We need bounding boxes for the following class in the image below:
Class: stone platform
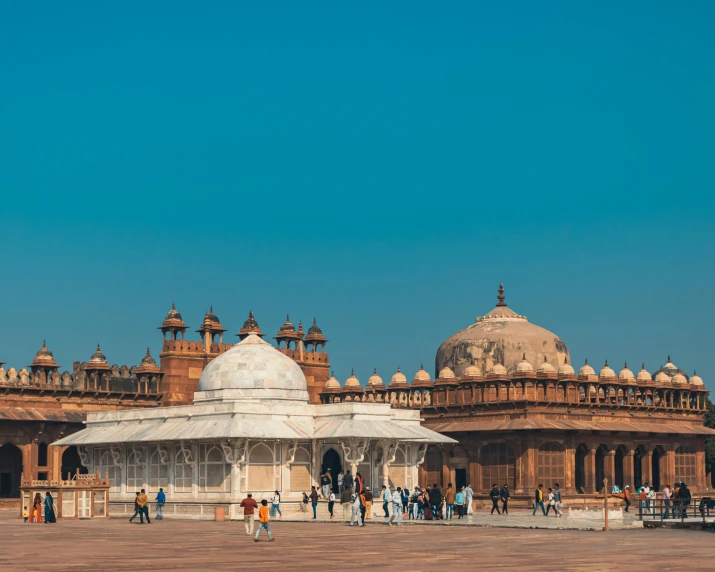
[2,509,714,572]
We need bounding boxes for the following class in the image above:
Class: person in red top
[240,493,258,536]
[254,499,274,542]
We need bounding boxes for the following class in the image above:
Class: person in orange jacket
[254,499,274,542]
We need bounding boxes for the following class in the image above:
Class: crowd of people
[620,481,693,518]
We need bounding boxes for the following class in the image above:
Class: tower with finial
[496,283,507,307]
[196,306,227,350]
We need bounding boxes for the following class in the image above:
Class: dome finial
[522,352,526,360]
[146,347,151,356]
[584,358,588,365]
[172,301,176,309]
[496,283,507,307]
[351,368,354,376]
[374,367,377,374]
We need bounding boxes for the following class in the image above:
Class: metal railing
[636,496,715,523]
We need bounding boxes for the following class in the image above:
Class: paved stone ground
[2,509,714,572]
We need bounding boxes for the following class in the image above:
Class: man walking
[155,488,166,520]
[320,471,331,499]
[553,483,563,517]
[350,491,363,527]
[532,484,546,516]
[662,483,671,519]
[430,484,442,521]
[128,491,141,523]
[338,471,345,493]
[623,485,631,512]
[465,483,474,515]
[500,483,510,515]
[341,486,353,520]
[310,486,319,519]
[364,487,373,519]
[388,487,403,526]
[381,485,390,518]
[254,499,274,542]
[240,493,258,535]
[489,484,501,515]
[444,483,456,520]
[137,489,150,524]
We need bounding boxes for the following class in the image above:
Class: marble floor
[1,509,714,571]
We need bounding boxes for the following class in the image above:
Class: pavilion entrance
[634,446,645,489]
[61,446,89,480]
[322,448,342,493]
[575,444,587,491]
[0,443,23,498]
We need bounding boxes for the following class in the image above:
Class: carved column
[643,450,653,487]
[623,449,635,489]
[584,445,597,494]
[605,449,616,489]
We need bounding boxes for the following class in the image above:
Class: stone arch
[61,446,88,479]
[321,448,342,491]
[249,442,274,465]
[0,443,23,498]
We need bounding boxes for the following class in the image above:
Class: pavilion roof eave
[423,418,715,436]
[312,419,457,443]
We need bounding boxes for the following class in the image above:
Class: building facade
[322,286,715,499]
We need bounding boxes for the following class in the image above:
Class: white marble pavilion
[54,334,453,518]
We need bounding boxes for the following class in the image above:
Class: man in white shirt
[662,484,672,519]
[388,487,403,526]
[465,484,474,515]
[350,493,363,526]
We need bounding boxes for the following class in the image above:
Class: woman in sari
[32,493,43,523]
[44,492,56,523]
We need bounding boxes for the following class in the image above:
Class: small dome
[636,364,651,382]
[579,359,595,377]
[36,340,54,360]
[663,355,679,377]
[463,364,481,377]
[413,365,431,382]
[672,372,687,384]
[206,306,219,323]
[324,371,341,389]
[164,302,183,322]
[89,344,107,364]
[690,370,704,386]
[618,362,634,381]
[488,363,507,375]
[308,318,323,336]
[238,310,263,339]
[367,368,384,388]
[32,340,58,368]
[438,366,456,379]
[390,367,407,385]
[140,348,157,367]
[344,369,361,388]
[516,353,534,373]
[279,315,296,332]
[537,356,555,374]
[558,357,575,376]
[599,360,616,379]
[654,368,670,383]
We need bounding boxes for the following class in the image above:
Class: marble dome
[436,284,570,378]
[195,333,309,403]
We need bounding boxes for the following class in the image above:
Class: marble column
[584,445,597,493]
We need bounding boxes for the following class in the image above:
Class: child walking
[254,499,274,542]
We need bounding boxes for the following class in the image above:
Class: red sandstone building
[0,307,329,501]
[1,290,712,505]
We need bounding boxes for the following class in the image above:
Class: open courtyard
[1,509,713,572]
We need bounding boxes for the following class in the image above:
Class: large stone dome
[435,284,570,378]
[195,334,309,403]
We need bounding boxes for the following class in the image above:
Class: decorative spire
[624,361,628,368]
[496,283,507,307]
[374,368,377,374]
[642,363,646,370]
[584,358,588,365]
[522,352,526,360]
[564,357,569,364]
[544,356,548,363]
[604,360,609,367]
[172,301,176,310]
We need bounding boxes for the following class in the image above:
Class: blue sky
[1,1,713,390]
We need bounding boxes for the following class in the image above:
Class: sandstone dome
[195,333,309,403]
[435,284,569,378]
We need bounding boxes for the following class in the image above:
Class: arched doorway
[0,443,23,498]
[61,446,89,479]
[595,446,606,492]
[321,448,342,493]
[652,447,662,490]
[615,447,624,489]
[575,444,587,491]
